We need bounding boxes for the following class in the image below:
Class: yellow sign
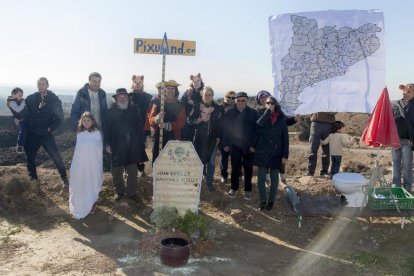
[134,38,196,56]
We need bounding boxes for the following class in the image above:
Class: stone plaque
[153,140,203,214]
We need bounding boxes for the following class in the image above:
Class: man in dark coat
[392,83,414,192]
[222,91,258,200]
[25,77,68,189]
[107,88,147,202]
[129,74,153,176]
[70,72,108,145]
[218,90,236,184]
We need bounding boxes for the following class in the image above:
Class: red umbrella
[361,87,400,149]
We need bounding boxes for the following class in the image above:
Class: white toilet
[332,172,367,207]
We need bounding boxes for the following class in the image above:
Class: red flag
[361,87,400,149]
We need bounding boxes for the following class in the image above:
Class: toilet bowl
[332,172,367,207]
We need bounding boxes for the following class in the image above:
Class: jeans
[330,155,342,176]
[257,167,279,203]
[112,164,137,196]
[230,146,253,192]
[307,121,332,174]
[25,132,67,180]
[17,120,27,146]
[392,139,413,191]
[220,147,230,179]
[205,145,219,189]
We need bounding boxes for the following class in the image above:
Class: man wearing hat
[149,80,186,163]
[107,88,147,202]
[222,91,258,200]
[391,83,414,192]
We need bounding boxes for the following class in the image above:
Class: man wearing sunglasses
[219,90,236,183]
[391,83,414,192]
[222,91,258,200]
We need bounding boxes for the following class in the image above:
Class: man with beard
[107,88,147,202]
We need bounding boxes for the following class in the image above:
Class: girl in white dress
[69,112,103,219]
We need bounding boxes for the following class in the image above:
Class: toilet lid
[332,172,365,184]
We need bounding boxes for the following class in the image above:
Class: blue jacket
[70,84,108,145]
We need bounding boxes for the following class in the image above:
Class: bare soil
[1,114,414,275]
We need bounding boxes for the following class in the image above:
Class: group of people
[6,73,414,219]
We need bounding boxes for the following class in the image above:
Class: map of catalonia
[279,15,381,112]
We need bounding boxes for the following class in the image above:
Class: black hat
[112,88,128,98]
[235,91,248,98]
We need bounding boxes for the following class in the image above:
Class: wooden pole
[159,33,169,153]
[159,54,166,152]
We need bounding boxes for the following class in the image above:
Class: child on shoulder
[69,112,103,219]
[7,87,27,153]
[321,121,357,177]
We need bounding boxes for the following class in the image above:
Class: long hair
[268,96,281,113]
[77,112,98,133]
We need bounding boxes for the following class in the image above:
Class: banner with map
[269,10,385,115]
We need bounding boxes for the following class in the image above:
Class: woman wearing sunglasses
[254,96,289,211]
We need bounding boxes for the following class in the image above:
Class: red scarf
[270,111,279,125]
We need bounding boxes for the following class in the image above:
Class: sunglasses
[236,99,246,103]
[226,96,235,99]
[266,101,275,105]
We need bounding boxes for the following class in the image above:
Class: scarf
[270,111,279,125]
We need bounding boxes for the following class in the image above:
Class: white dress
[69,130,103,219]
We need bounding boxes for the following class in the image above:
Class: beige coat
[321,133,353,156]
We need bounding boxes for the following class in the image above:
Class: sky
[0,0,412,99]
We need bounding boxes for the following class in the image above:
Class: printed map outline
[278,15,381,113]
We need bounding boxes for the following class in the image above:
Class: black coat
[129,91,152,123]
[181,85,203,115]
[25,91,64,136]
[222,106,258,154]
[188,101,224,164]
[107,103,148,167]
[392,99,414,149]
[253,109,289,169]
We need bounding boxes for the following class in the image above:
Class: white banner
[269,10,385,115]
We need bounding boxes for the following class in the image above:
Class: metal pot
[159,238,190,267]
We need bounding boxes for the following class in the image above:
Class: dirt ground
[1,114,414,275]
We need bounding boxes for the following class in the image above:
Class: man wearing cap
[222,92,258,200]
[149,80,186,163]
[391,83,414,192]
[107,88,147,202]
[71,72,108,145]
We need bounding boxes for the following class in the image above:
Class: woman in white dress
[69,112,103,219]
